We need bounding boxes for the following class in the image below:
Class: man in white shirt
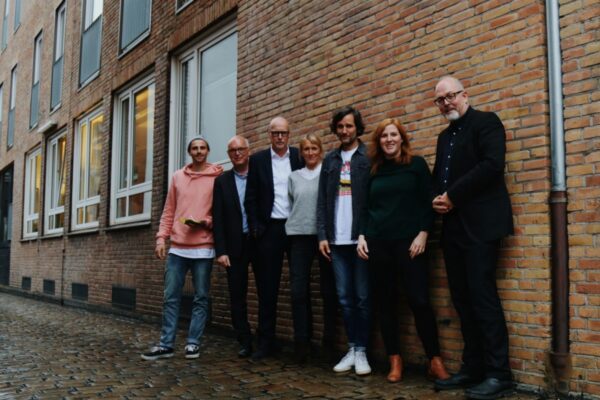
[317,106,372,375]
[245,117,304,360]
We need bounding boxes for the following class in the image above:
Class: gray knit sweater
[285,169,320,235]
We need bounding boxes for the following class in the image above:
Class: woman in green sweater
[357,118,449,383]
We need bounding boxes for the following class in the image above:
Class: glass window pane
[77,207,84,225]
[34,154,41,213]
[79,122,88,201]
[129,193,144,216]
[133,87,152,185]
[179,60,190,168]
[119,98,130,189]
[200,32,237,163]
[57,135,67,207]
[120,0,151,50]
[116,197,127,218]
[86,204,98,223]
[89,114,102,197]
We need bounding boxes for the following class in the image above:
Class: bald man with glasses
[431,76,514,400]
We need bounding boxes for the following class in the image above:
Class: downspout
[545,0,570,390]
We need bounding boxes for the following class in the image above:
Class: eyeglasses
[227,147,248,155]
[434,90,463,106]
[270,131,289,137]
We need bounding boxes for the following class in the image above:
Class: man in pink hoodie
[142,137,223,361]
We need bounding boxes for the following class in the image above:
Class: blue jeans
[159,254,213,349]
[330,244,370,350]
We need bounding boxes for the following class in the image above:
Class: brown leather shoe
[428,356,450,381]
[387,355,403,383]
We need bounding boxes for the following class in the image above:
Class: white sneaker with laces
[184,344,200,359]
[354,351,371,375]
[333,348,355,372]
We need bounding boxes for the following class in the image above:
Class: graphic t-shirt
[333,147,357,245]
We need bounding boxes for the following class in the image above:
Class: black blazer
[245,147,303,237]
[432,107,513,241]
[212,170,247,259]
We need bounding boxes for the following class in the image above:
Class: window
[119,0,151,53]
[13,0,19,31]
[0,84,3,139]
[169,21,237,176]
[111,76,155,225]
[23,148,41,238]
[80,0,102,86]
[30,32,42,128]
[7,65,15,148]
[176,0,193,13]
[44,131,66,234]
[1,0,9,50]
[73,109,102,230]
[51,2,66,110]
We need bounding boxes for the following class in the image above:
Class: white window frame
[168,19,237,177]
[44,130,67,235]
[23,147,41,239]
[72,108,103,231]
[110,75,155,225]
[175,0,193,13]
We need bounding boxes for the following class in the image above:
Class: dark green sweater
[359,156,434,240]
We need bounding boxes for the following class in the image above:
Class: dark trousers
[288,235,337,343]
[254,219,289,348]
[369,239,441,358]
[225,235,253,348]
[442,219,511,380]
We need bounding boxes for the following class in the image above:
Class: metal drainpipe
[545,0,570,388]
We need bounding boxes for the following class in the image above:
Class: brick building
[0,0,597,398]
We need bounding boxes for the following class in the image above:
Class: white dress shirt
[270,147,292,219]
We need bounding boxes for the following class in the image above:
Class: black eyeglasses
[270,131,289,137]
[227,147,248,154]
[434,90,463,106]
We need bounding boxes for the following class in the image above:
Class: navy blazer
[244,147,303,237]
[432,107,514,241]
[212,169,247,259]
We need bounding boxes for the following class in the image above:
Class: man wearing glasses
[213,135,254,358]
[431,76,514,400]
[245,117,303,360]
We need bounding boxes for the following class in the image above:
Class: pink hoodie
[156,163,223,249]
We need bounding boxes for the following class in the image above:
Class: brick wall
[560,0,600,396]
[0,0,598,397]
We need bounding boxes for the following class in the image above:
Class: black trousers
[254,219,289,348]
[288,235,337,343]
[370,238,441,358]
[442,218,511,380]
[225,234,253,348]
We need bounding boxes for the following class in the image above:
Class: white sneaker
[354,351,371,375]
[333,348,355,372]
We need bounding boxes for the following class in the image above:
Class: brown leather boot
[428,356,450,381]
[387,355,403,383]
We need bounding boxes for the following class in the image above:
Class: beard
[444,110,460,121]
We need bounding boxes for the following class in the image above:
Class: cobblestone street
[0,293,541,399]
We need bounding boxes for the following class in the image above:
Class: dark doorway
[0,165,13,285]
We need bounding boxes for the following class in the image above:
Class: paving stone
[0,293,541,399]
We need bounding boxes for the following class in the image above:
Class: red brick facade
[0,0,597,397]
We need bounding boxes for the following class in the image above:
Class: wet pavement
[0,292,541,399]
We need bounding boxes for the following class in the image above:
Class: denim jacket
[316,141,370,243]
